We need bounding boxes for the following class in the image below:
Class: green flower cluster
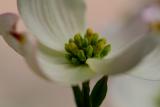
[65,28,111,65]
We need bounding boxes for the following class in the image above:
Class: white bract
[0,0,159,85]
[108,4,160,107]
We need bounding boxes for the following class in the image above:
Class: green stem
[82,81,92,107]
[72,86,84,107]
[72,76,108,107]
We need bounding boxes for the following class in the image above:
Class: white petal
[104,2,160,56]
[16,39,95,85]
[21,33,52,80]
[0,13,25,55]
[17,0,86,51]
[0,13,18,35]
[0,13,94,85]
[108,75,160,107]
[96,3,160,80]
[0,13,49,80]
[87,34,158,75]
[34,45,95,85]
[106,15,149,56]
[128,35,160,80]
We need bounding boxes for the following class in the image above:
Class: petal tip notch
[0,13,19,36]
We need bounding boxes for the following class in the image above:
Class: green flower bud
[91,33,99,45]
[74,33,82,48]
[100,44,111,58]
[98,38,106,45]
[85,28,94,44]
[93,47,101,58]
[86,45,93,58]
[82,37,89,48]
[69,38,74,43]
[64,28,111,65]
[86,28,94,36]
[65,43,71,53]
[77,50,86,62]
[65,42,78,54]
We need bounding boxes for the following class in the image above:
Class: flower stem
[72,76,108,107]
[82,81,92,107]
[72,85,84,107]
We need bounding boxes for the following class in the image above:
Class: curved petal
[17,0,86,51]
[127,4,160,81]
[87,33,158,75]
[127,34,160,81]
[13,38,95,85]
[0,13,95,85]
[0,13,22,54]
[105,14,149,56]
[0,13,49,80]
[104,2,159,56]
[34,44,95,85]
[93,4,160,80]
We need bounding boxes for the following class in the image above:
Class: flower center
[150,22,160,32]
[65,28,111,65]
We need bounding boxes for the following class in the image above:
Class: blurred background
[0,0,160,107]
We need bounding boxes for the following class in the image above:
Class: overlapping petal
[0,13,23,54]
[86,14,154,75]
[125,4,160,81]
[106,16,148,55]
[91,4,160,80]
[36,45,95,85]
[0,13,51,80]
[87,33,158,76]
[0,13,95,85]
[17,0,86,51]
[126,34,160,81]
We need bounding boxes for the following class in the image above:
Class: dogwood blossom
[109,4,160,107]
[0,0,159,85]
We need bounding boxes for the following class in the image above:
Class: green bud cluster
[65,28,111,65]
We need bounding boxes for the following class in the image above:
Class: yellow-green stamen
[65,28,111,65]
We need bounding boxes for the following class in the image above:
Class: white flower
[108,4,160,107]
[0,0,159,85]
